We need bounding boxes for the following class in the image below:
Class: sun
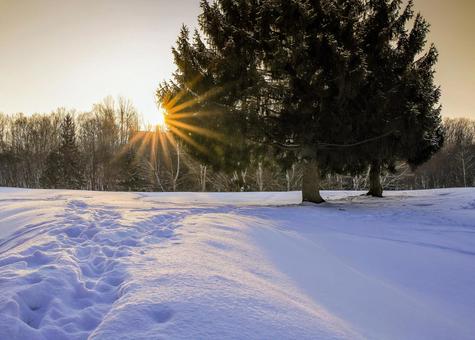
[147,104,168,131]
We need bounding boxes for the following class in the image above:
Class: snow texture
[0,187,474,339]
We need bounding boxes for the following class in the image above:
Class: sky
[0,0,473,124]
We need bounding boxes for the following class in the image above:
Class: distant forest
[0,96,473,192]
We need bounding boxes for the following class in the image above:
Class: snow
[0,188,474,339]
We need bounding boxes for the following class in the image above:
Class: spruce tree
[60,114,84,189]
[158,0,368,203]
[42,114,84,189]
[358,0,444,196]
[158,0,443,201]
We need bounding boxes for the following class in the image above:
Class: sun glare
[147,104,168,131]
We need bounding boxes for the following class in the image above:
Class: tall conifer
[158,0,367,203]
[42,114,84,189]
[359,0,444,196]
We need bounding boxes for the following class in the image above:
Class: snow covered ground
[0,187,474,340]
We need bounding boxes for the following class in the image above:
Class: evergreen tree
[42,114,84,189]
[358,0,444,196]
[158,0,443,201]
[59,114,84,189]
[158,0,368,203]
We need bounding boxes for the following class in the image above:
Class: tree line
[0,99,473,192]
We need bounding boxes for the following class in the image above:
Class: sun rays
[117,83,226,184]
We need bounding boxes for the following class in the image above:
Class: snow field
[0,188,474,339]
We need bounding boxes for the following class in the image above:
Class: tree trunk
[200,164,207,192]
[367,160,383,197]
[461,154,467,187]
[302,160,325,203]
[256,162,264,192]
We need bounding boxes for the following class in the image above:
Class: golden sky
[0,0,473,124]
[412,0,475,119]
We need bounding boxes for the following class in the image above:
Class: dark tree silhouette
[158,0,369,203]
[358,0,444,197]
[42,114,84,189]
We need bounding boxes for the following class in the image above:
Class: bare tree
[199,164,207,192]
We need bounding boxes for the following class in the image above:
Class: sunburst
[145,103,168,132]
[117,82,226,190]
[159,82,226,152]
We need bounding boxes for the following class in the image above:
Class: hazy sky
[0,0,473,124]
